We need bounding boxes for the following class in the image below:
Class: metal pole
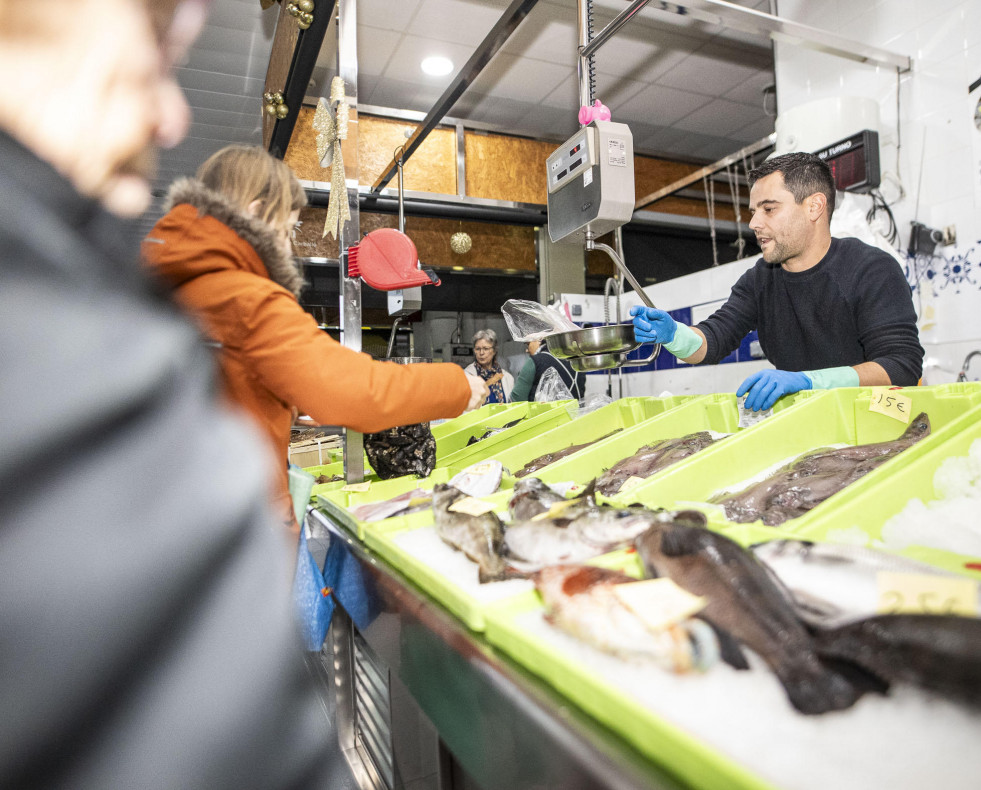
[455,121,467,198]
[337,0,364,483]
[580,0,653,59]
[396,146,405,233]
[585,232,655,309]
[576,0,591,113]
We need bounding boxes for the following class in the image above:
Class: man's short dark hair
[749,152,836,221]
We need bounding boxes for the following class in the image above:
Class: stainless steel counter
[307,507,685,790]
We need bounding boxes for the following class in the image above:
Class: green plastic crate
[611,384,981,532]
[524,392,812,490]
[436,404,577,469]
[482,397,692,480]
[794,401,981,576]
[430,402,516,439]
[434,401,564,459]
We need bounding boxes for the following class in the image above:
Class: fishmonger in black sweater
[630,152,923,411]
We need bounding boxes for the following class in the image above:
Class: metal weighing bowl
[568,352,629,372]
[545,323,640,359]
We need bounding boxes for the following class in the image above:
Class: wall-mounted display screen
[813,130,880,193]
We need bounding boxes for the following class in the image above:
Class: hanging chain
[726,164,746,260]
[704,175,718,267]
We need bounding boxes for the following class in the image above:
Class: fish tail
[774,660,861,715]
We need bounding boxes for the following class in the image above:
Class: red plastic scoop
[347,228,439,291]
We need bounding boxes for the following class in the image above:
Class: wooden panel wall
[284,109,457,194]
[357,117,457,193]
[464,132,555,204]
[291,207,535,271]
[285,107,744,221]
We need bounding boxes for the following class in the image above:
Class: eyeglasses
[277,219,302,242]
[474,345,494,352]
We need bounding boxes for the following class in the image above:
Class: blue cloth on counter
[293,526,335,651]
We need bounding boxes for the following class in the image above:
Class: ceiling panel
[500,1,580,64]
[673,98,767,136]
[730,114,777,143]
[616,83,715,126]
[357,27,404,76]
[724,67,775,106]
[357,0,424,32]
[381,33,477,89]
[469,52,577,103]
[407,0,510,46]
[655,45,772,96]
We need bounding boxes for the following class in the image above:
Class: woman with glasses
[463,328,514,404]
[143,145,487,531]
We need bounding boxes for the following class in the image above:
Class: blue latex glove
[630,306,677,345]
[737,370,812,412]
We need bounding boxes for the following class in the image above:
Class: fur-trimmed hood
[161,177,305,298]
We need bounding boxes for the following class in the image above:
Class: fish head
[901,412,931,442]
[667,509,709,529]
[514,477,549,496]
[431,483,463,510]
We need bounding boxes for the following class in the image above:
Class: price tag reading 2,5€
[868,387,913,423]
[877,572,979,616]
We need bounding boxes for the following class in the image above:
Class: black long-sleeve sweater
[695,237,924,386]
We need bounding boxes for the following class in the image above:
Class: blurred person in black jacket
[0,2,334,788]
[511,339,586,401]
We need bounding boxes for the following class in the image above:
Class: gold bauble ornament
[450,232,472,254]
[298,0,314,11]
[275,103,290,119]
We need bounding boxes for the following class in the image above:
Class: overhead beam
[650,0,912,72]
[262,0,337,157]
[634,133,775,211]
[370,0,540,194]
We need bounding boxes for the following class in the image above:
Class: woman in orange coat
[143,145,486,529]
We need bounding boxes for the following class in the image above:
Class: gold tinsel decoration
[450,231,472,254]
[313,77,351,240]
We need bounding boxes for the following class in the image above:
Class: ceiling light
[421,56,453,76]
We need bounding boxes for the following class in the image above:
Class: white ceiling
[144,0,777,236]
[311,0,777,160]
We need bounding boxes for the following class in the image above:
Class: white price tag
[448,497,497,516]
[613,578,708,631]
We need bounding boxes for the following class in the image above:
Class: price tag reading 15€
[876,572,979,616]
[868,387,913,424]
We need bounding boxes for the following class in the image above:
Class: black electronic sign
[813,130,880,193]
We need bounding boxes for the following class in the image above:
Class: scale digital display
[813,130,880,193]
[547,132,591,193]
